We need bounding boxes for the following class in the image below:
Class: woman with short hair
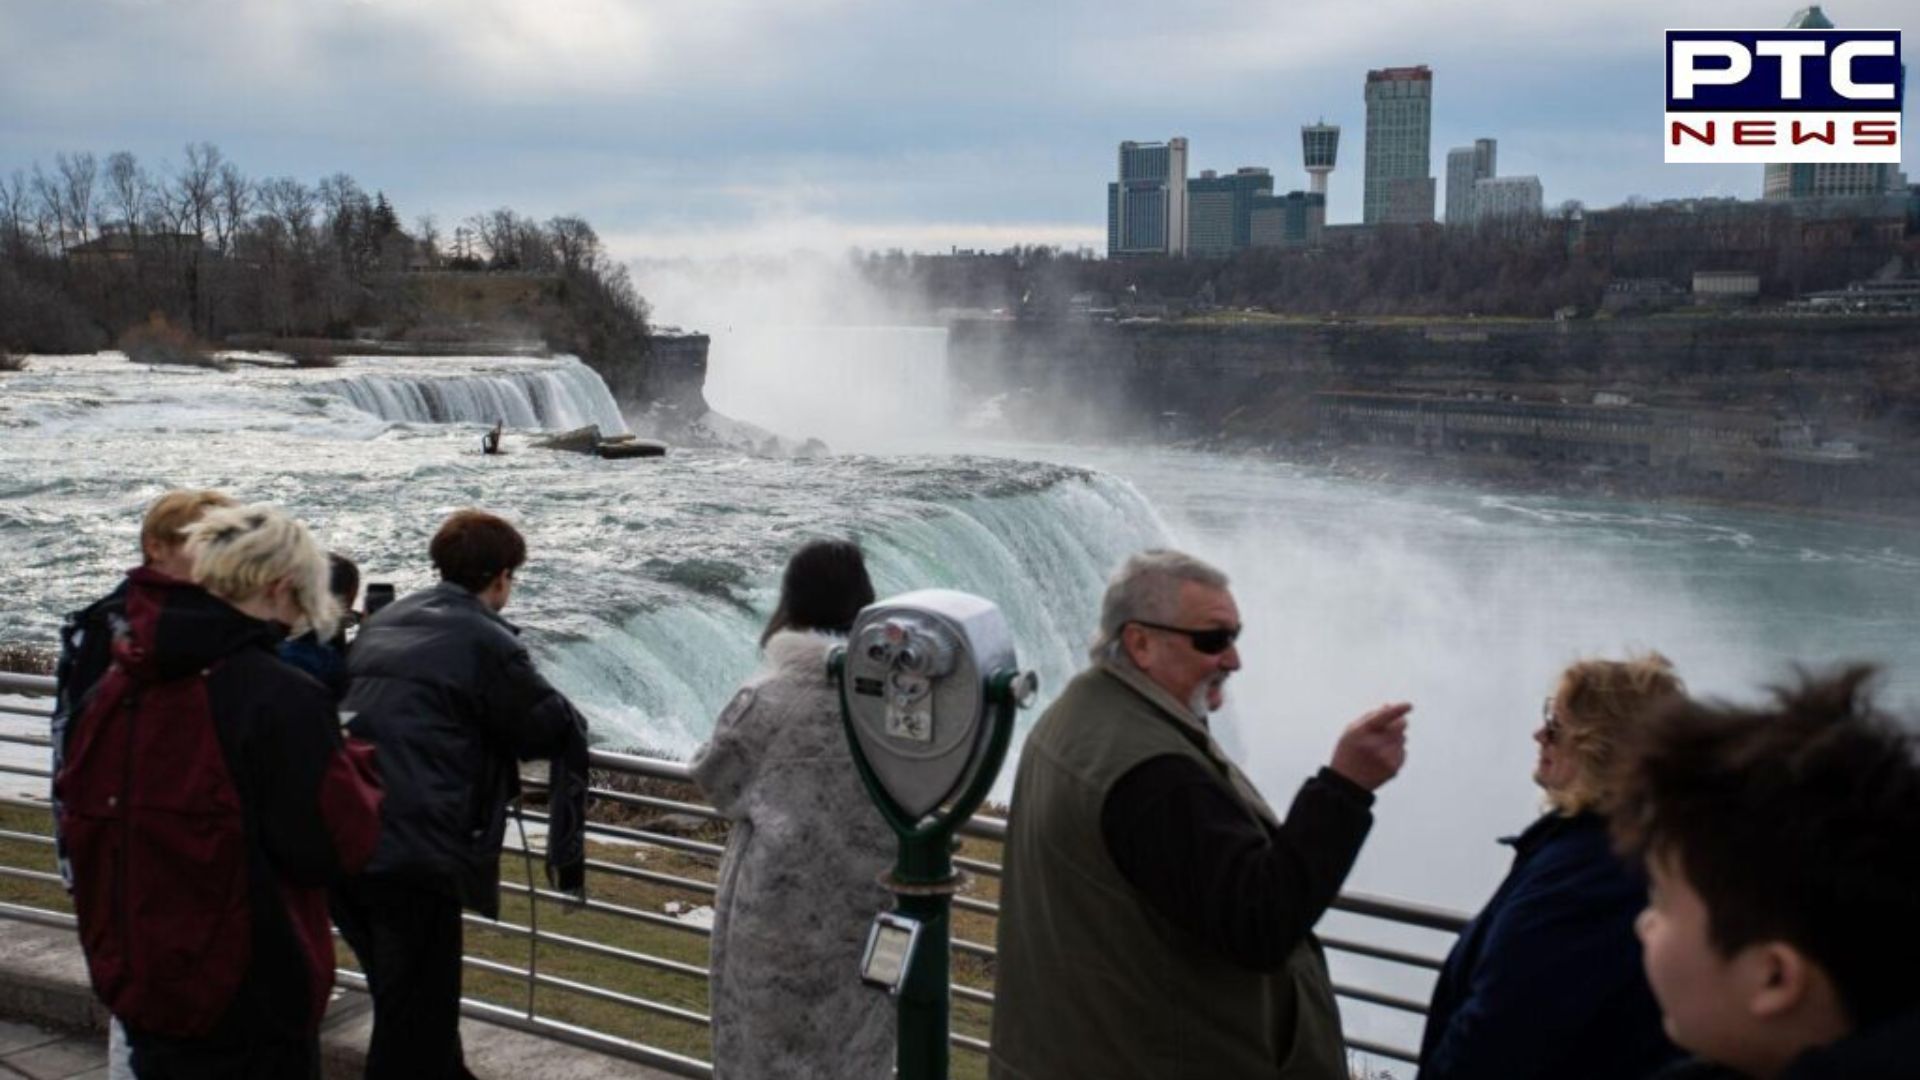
[692,539,895,1079]
[59,504,383,1080]
[1418,654,1686,1080]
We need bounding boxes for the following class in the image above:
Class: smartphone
[364,582,397,618]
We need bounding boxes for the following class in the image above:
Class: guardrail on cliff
[0,670,1467,1075]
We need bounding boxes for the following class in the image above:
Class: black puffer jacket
[343,581,588,916]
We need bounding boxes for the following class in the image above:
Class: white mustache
[1189,673,1231,716]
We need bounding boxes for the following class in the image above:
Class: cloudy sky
[1,0,1913,259]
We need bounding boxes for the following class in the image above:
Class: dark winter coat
[52,574,133,888]
[279,630,348,700]
[1420,811,1679,1080]
[1650,1006,1920,1080]
[343,581,588,916]
[57,568,384,1044]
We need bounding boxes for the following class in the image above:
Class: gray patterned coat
[691,630,896,1079]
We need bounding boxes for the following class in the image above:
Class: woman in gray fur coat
[691,540,895,1079]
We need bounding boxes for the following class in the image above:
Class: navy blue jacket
[1651,1006,1920,1079]
[1419,812,1680,1080]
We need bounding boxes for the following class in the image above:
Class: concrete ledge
[0,920,686,1079]
[0,920,108,1037]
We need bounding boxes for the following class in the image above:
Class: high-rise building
[1472,175,1544,222]
[1363,66,1434,225]
[1249,191,1327,248]
[1765,163,1899,200]
[1187,167,1275,256]
[1445,138,1497,224]
[1108,138,1190,257]
[1302,122,1340,199]
[1761,7,1896,200]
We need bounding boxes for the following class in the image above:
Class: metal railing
[0,670,1468,1074]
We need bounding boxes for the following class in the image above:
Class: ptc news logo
[1665,29,1904,163]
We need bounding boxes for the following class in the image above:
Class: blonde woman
[1418,655,1685,1080]
[57,504,383,1078]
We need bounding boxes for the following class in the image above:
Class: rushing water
[8,337,1920,1071]
[0,352,1164,763]
[698,320,1920,1069]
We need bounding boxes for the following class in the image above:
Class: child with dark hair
[1613,667,1920,1079]
[280,551,360,699]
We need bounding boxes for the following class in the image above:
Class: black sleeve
[1100,756,1375,972]
[480,644,589,761]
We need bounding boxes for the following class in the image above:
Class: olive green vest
[988,662,1347,1080]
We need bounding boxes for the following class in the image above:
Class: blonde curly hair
[1547,652,1686,816]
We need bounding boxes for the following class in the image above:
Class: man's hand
[1329,702,1411,792]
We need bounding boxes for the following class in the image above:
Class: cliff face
[593,330,709,415]
[947,315,1920,513]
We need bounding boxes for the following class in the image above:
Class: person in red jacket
[57,503,383,1079]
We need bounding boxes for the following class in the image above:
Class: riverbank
[1279,442,1920,527]
[947,313,1920,523]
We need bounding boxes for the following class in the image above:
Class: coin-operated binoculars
[831,589,1039,1080]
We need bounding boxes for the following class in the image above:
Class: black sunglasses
[1131,620,1241,655]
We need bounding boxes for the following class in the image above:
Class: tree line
[0,142,650,358]
[852,202,1915,320]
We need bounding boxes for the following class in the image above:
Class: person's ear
[1120,623,1151,666]
[1745,942,1815,1020]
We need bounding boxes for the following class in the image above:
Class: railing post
[892,837,956,1080]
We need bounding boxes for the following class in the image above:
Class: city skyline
[0,0,1914,259]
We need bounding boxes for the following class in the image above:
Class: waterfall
[537,471,1168,767]
[702,325,954,451]
[320,357,628,433]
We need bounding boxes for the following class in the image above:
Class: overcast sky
[1,0,1913,259]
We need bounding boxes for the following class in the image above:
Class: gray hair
[1090,549,1230,663]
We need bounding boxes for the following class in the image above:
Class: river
[4,329,1917,1070]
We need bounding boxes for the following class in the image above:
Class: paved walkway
[0,1019,104,1080]
[0,919,687,1079]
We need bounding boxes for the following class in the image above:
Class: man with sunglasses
[991,549,1411,1080]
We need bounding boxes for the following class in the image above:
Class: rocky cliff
[947,315,1920,514]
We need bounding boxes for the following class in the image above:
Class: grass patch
[0,643,56,675]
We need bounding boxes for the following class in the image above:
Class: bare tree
[259,177,317,250]
[213,162,252,256]
[0,170,32,260]
[316,173,362,233]
[414,213,441,268]
[547,215,601,274]
[30,164,68,251]
[511,217,549,270]
[105,151,151,238]
[56,152,98,244]
[467,207,521,266]
[170,141,223,242]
